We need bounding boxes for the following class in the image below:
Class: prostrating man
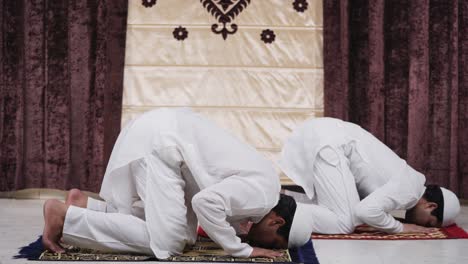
[279,117,460,235]
[42,108,310,259]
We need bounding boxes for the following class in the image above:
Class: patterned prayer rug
[16,236,319,263]
[311,224,468,240]
[39,237,291,262]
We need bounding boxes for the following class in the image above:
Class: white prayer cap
[441,187,460,227]
[288,203,314,248]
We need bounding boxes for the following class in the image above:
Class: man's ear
[272,215,286,227]
[426,202,438,210]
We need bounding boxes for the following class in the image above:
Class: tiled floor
[1,199,468,264]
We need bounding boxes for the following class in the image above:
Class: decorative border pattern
[39,237,292,262]
[312,224,468,240]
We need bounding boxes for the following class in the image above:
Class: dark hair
[423,185,444,222]
[272,194,297,241]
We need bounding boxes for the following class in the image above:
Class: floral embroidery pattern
[217,0,236,11]
[201,0,251,40]
[293,0,308,13]
[138,0,299,43]
[142,0,157,8]
[173,26,189,41]
[261,29,276,44]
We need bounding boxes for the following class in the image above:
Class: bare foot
[42,199,68,253]
[65,189,88,208]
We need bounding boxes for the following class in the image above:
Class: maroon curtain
[0,0,128,192]
[324,0,468,198]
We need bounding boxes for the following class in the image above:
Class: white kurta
[63,108,280,258]
[279,118,426,234]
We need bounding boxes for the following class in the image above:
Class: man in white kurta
[42,108,283,259]
[279,117,460,234]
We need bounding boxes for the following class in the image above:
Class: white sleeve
[191,177,270,258]
[354,187,404,233]
[354,174,421,233]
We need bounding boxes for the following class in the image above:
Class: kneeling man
[42,108,308,259]
[280,117,460,234]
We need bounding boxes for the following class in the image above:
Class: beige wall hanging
[123,0,323,184]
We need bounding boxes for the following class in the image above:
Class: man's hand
[402,224,436,233]
[250,247,284,259]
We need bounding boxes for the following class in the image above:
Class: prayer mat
[311,224,468,240]
[16,236,319,264]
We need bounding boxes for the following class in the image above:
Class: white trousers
[62,152,198,259]
[62,159,154,255]
[306,143,362,234]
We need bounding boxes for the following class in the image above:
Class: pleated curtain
[324,0,468,198]
[0,1,128,192]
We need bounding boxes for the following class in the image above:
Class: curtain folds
[0,0,128,192]
[324,0,468,198]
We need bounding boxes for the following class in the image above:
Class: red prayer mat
[311,224,468,240]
